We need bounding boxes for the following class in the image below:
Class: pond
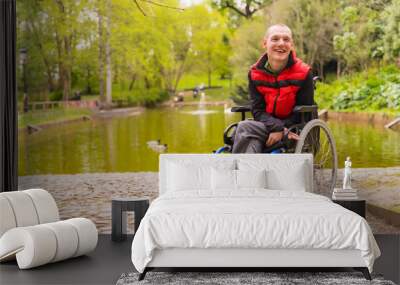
[18,106,400,175]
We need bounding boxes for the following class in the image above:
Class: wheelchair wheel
[223,122,238,146]
[295,119,338,196]
[215,146,232,153]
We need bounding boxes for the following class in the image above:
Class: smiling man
[232,24,314,153]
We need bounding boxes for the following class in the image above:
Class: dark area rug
[116,271,396,285]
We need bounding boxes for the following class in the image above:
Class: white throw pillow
[236,169,267,189]
[211,168,236,190]
[211,168,267,191]
[237,157,309,191]
[167,162,209,191]
[266,161,307,191]
[166,159,236,192]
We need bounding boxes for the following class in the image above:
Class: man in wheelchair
[232,24,314,153]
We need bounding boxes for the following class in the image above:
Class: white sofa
[0,189,98,269]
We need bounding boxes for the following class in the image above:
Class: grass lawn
[178,73,232,90]
[177,86,233,103]
[204,87,233,101]
[18,107,93,129]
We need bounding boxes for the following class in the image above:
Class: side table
[112,197,149,241]
[332,199,366,218]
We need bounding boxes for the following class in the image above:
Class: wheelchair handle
[231,105,251,121]
[293,105,318,123]
[293,105,318,113]
[312,76,322,90]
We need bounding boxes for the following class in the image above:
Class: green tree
[333,5,359,76]
[190,6,231,87]
[333,1,390,75]
[212,0,271,19]
[382,0,400,60]
[17,0,96,100]
[228,18,265,103]
[51,0,93,100]
[230,18,265,80]
[112,0,192,96]
[17,0,58,100]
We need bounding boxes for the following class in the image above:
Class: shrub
[230,81,249,105]
[316,65,400,112]
[113,87,169,107]
[49,90,63,101]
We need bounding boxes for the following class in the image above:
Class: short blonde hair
[265,24,293,39]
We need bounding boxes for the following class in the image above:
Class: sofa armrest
[0,226,57,269]
[0,218,97,269]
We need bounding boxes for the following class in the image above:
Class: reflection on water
[18,106,400,175]
[183,110,218,115]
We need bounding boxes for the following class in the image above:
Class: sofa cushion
[1,192,39,227]
[0,189,60,239]
[64,218,98,257]
[42,221,79,262]
[24,189,59,224]
[0,196,16,237]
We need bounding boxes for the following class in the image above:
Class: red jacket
[249,51,311,121]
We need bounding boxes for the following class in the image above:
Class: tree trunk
[207,51,211,87]
[98,7,105,102]
[46,66,55,92]
[172,43,191,93]
[173,63,185,94]
[144,76,151,89]
[114,62,118,83]
[105,0,112,107]
[208,68,212,88]
[160,65,174,95]
[55,31,65,95]
[337,60,341,78]
[27,21,55,92]
[63,35,72,101]
[86,66,92,94]
[128,74,136,91]
[55,0,71,101]
[318,61,324,79]
[63,71,70,101]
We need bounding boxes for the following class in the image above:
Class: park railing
[19,100,99,112]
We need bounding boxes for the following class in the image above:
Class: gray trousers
[232,120,269,153]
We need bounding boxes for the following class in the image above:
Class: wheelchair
[215,79,338,196]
